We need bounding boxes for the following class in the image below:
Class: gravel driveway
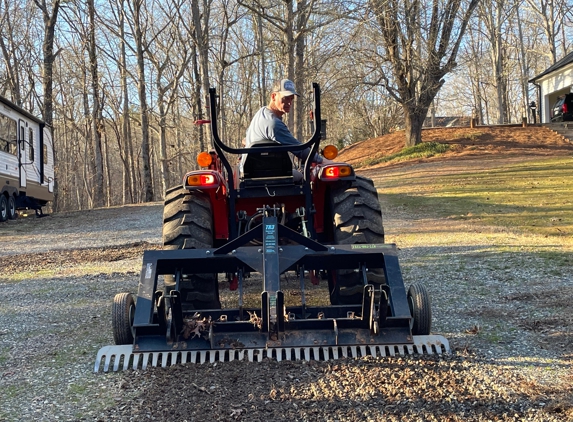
[1,168,572,421]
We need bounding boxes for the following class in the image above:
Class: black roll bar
[208,83,323,184]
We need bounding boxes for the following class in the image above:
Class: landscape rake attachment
[95,215,449,372]
[95,82,449,372]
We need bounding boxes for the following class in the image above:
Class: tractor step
[94,334,450,372]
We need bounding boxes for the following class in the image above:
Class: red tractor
[96,83,448,371]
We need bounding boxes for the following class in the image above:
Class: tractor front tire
[162,186,221,310]
[329,176,386,305]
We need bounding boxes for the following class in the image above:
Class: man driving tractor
[241,78,332,180]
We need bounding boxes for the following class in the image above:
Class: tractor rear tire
[329,176,385,305]
[407,283,432,335]
[112,292,135,345]
[162,186,221,310]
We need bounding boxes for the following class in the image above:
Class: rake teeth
[94,335,450,372]
[94,345,132,372]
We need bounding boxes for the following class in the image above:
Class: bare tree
[117,0,136,203]
[147,0,193,195]
[191,0,213,151]
[99,0,141,203]
[526,0,570,64]
[174,0,213,153]
[0,1,44,109]
[87,0,105,207]
[33,0,61,212]
[463,22,490,124]
[33,0,60,128]
[0,0,25,104]
[478,0,517,124]
[515,3,534,122]
[127,0,154,202]
[367,0,479,147]
[58,0,106,206]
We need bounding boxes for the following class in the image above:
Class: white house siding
[534,63,573,123]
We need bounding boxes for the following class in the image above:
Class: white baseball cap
[275,79,299,97]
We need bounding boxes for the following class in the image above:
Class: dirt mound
[338,126,573,167]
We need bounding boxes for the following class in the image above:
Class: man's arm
[272,119,323,163]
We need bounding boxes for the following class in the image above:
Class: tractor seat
[241,142,295,187]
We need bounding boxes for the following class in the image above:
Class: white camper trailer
[0,95,54,221]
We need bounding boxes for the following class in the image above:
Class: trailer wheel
[112,292,135,345]
[407,283,432,335]
[329,176,385,304]
[7,196,16,220]
[0,195,7,222]
[162,186,221,310]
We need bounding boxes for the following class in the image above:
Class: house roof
[529,50,573,83]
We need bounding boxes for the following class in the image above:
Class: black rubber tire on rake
[329,176,386,305]
[407,283,432,335]
[112,292,135,345]
[162,186,221,310]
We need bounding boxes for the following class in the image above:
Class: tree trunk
[81,68,95,206]
[119,0,133,204]
[132,0,153,202]
[103,131,112,206]
[284,0,295,131]
[88,0,104,208]
[256,13,266,107]
[294,0,307,140]
[34,0,60,209]
[403,106,427,148]
[515,13,531,121]
[157,90,169,196]
[191,0,211,150]
[190,51,204,154]
[546,1,557,64]
[216,9,231,143]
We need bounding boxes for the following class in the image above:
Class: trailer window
[0,114,17,155]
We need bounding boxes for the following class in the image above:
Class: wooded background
[0,0,571,211]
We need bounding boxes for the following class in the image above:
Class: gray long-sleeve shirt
[243,106,322,164]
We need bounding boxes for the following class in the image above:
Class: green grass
[360,142,451,167]
[68,383,88,398]
[377,156,573,239]
[1,384,27,400]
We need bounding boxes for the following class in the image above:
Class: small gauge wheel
[112,293,136,345]
[407,283,432,335]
